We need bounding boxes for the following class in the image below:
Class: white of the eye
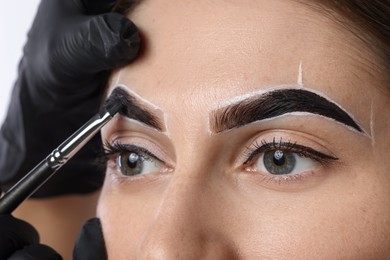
[290,154,316,173]
[139,157,164,174]
[257,153,316,174]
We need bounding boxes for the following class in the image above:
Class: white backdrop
[0,0,40,122]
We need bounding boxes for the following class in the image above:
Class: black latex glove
[0,0,140,196]
[0,214,62,260]
[73,218,107,260]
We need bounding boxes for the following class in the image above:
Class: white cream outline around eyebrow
[112,64,371,139]
[297,61,303,87]
[108,83,170,135]
[210,85,370,138]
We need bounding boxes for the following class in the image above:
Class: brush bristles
[104,101,123,116]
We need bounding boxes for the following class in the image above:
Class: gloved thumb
[8,244,62,260]
[0,215,39,259]
[53,12,140,78]
[0,214,61,260]
[73,218,107,260]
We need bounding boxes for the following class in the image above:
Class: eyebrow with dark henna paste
[104,87,163,131]
[211,89,363,133]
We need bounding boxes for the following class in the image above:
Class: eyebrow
[211,89,363,133]
[104,87,163,131]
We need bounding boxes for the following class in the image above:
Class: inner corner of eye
[161,166,174,173]
[242,161,258,172]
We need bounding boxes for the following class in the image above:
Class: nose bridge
[136,164,238,259]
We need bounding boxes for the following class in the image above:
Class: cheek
[282,172,390,258]
[323,185,390,257]
[96,168,390,258]
[97,181,159,258]
[227,169,390,258]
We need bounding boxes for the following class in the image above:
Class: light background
[0,0,40,122]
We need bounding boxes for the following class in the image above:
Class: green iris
[118,152,145,176]
[263,150,296,175]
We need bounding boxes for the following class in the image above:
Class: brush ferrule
[46,110,113,170]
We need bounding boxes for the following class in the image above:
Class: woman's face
[98,0,390,258]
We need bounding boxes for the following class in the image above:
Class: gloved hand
[0,0,140,196]
[73,218,107,260]
[0,214,62,260]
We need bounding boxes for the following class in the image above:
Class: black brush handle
[0,160,55,214]
[0,104,119,214]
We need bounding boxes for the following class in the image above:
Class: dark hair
[113,0,389,78]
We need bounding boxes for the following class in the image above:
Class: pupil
[127,153,139,168]
[118,152,145,176]
[273,150,285,166]
[263,150,296,175]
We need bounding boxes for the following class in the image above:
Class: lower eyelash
[252,169,318,186]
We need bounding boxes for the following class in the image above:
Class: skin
[13,192,99,260]
[98,0,390,258]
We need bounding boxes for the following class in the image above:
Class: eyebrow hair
[104,87,163,131]
[211,89,363,133]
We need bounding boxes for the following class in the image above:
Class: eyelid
[107,135,175,167]
[243,138,338,166]
[104,142,173,182]
[106,142,163,162]
[102,115,176,162]
[238,130,339,167]
[232,133,341,191]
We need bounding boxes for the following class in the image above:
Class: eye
[117,151,164,176]
[244,138,338,177]
[102,142,167,177]
[257,149,316,175]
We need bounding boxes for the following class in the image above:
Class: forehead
[108,0,373,126]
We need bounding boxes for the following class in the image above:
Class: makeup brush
[0,101,123,214]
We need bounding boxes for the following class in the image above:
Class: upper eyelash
[243,137,338,165]
[100,138,337,173]
[102,141,162,163]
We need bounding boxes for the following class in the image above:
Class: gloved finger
[52,13,140,78]
[0,215,39,259]
[41,0,115,16]
[79,0,117,15]
[73,218,107,260]
[8,244,62,260]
